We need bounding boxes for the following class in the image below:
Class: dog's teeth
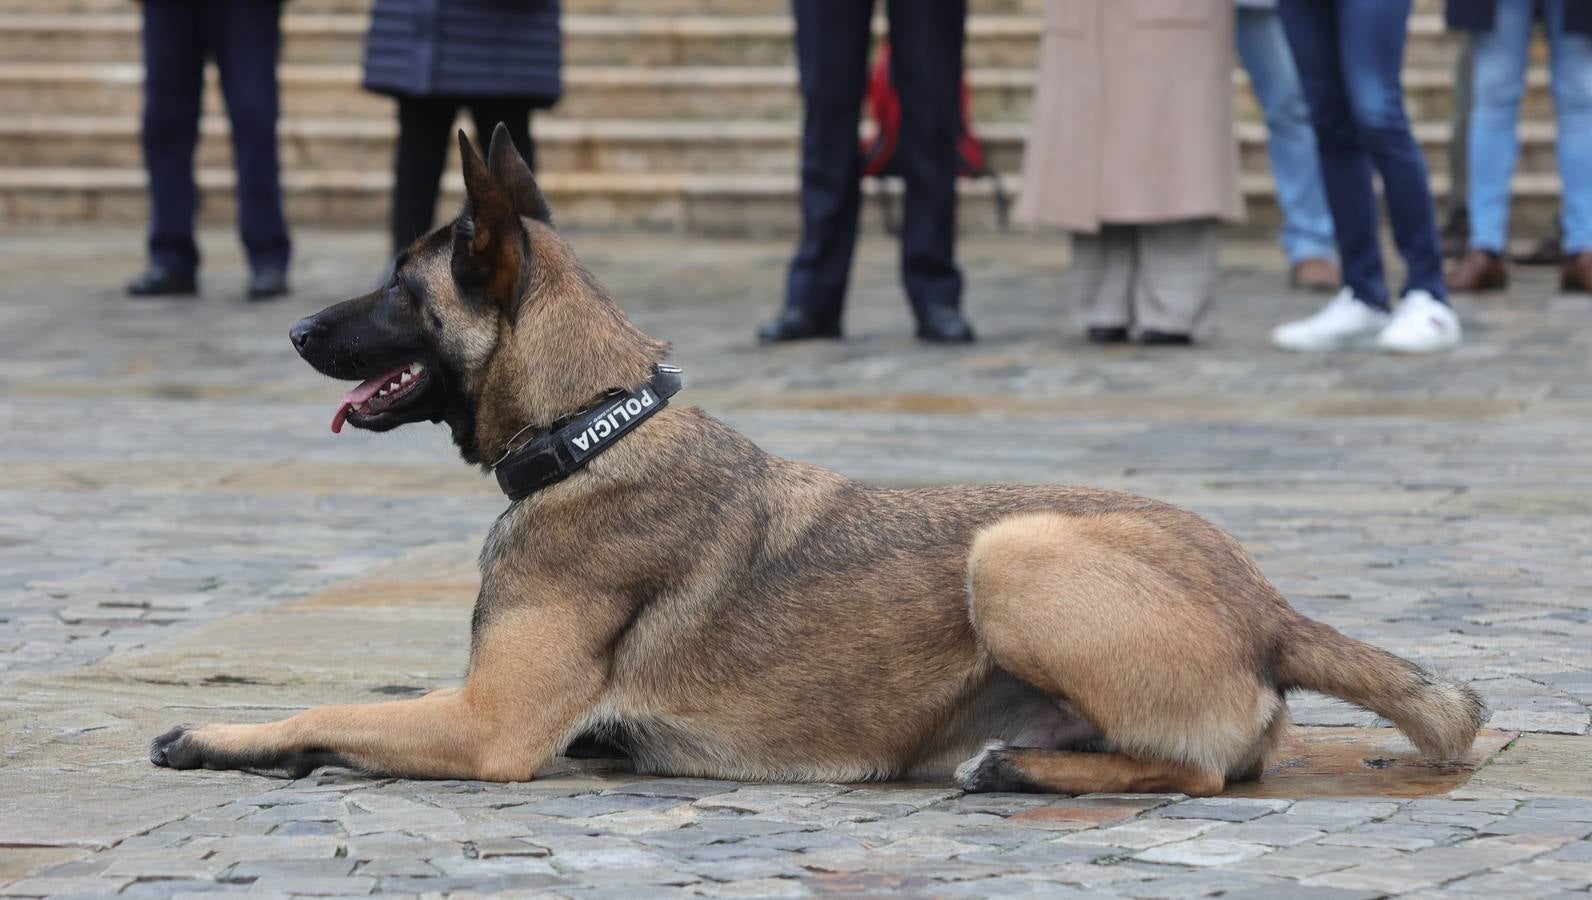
[409,362,423,374]
[400,372,413,383]
[351,402,363,412]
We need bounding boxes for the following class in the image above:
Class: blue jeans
[1468,0,1592,254]
[1235,6,1336,265]
[1278,0,1447,308]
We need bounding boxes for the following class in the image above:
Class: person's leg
[140,0,205,276]
[1132,219,1220,340]
[885,0,967,320]
[1443,34,1474,247]
[1464,0,1534,255]
[390,96,459,255]
[779,0,875,330]
[1334,0,1447,302]
[1068,227,1135,335]
[1235,7,1335,267]
[1543,0,1592,255]
[1278,0,1389,310]
[209,0,291,274]
[469,98,537,172]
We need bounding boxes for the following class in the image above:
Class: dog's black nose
[289,317,318,353]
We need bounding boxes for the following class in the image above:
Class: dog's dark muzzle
[289,291,428,380]
[290,293,448,434]
[288,315,317,353]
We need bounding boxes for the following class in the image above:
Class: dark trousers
[141,0,290,274]
[1278,0,1447,308]
[784,0,967,325]
[391,96,538,254]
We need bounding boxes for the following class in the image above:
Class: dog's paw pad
[955,740,1022,793]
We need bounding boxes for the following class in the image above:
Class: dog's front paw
[150,724,208,770]
[954,740,1027,793]
[150,722,347,778]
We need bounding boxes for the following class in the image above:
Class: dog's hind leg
[1227,705,1289,784]
[150,604,608,781]
[963,511,1287,796]
[956,741,1224,796]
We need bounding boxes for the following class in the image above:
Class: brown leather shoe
[1446,249,1509,292]
[1289,258,1340,292]
[1561,251,1592,293]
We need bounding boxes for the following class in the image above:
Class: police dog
[150,127,1485,795]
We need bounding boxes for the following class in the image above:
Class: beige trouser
[1066,219,1220,336]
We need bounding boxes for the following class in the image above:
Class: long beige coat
[1015,0,1245,232]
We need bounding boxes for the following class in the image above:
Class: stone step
[0,0,1451,16]
[0,115,1565,181]
[0,0,1051,15]
[0,62,1554,124]
[0,13,1045,69]
[0,12,1480,69]
[0,167,1560,239]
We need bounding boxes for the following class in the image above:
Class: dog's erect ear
[454,129,529,309]
[486,122,553,226]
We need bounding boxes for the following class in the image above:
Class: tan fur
[968,512,1285,782]
[179,602,617,780]
[153,132,1484,791]
[475,221,666,456]
[997,748,1226,797]
[1276,618,1485,760]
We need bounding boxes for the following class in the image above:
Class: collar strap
[493,364,682,502]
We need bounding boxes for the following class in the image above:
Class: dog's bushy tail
[1277,617,1486,760]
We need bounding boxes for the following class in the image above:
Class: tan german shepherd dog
[151,127,1485,796]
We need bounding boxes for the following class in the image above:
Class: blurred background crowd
[9,0,1588,354]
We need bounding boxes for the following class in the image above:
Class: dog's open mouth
[331,362,430,433]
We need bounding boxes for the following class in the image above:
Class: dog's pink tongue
[330,366,403,434]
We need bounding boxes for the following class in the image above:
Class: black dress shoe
[126,266,197,298]
[915,306,976,344]
[247,267,290,301]
[1086,326,1130,344]
[1140,330,1193,346]
[757,309,841,343]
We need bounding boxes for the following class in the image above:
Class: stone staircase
[0,0,1562,237]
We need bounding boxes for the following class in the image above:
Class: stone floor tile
[1228,843,1403,878]
[1057,818,1226,850]
[1196,820,1327,847]
[1152,798,1292,822]
[1134,838,1275,867]
[1314,822,1468,851]
[243,876,375,895]
[0,876,134,897]
[1219,887,1382,900]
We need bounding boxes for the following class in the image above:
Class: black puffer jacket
[362,0,561,102]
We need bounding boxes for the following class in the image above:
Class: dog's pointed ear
[454,129,528,310]
[486,122,553,225]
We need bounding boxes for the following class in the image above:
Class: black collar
[493,365,682,502]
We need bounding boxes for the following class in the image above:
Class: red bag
[858,44,1009,230]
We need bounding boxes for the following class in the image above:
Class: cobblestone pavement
[2,227,1591,897]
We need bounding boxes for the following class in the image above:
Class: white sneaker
[1376,289,1461,353]
[1271,288,1391,352]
